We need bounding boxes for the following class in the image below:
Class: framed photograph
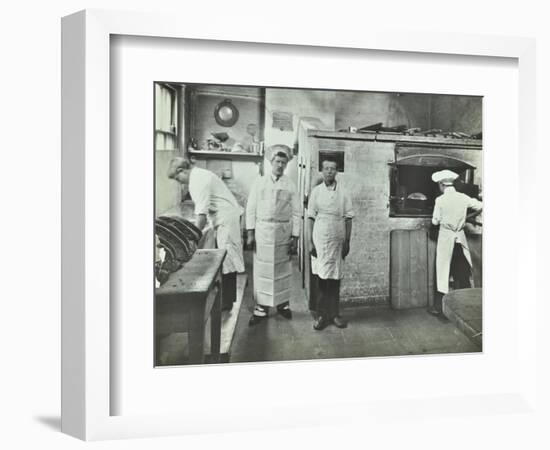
[62,9,537,440]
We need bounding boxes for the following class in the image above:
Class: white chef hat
[268,144,293,161]
[431,169,458,185]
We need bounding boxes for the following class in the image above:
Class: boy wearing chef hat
[432,169,459,185]
[430,170,483,316]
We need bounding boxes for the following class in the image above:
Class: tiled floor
[230,252,480,364]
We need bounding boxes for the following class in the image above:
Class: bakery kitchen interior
[154,83,483,366]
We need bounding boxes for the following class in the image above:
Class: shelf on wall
[188,150,264,160]
[308,129,483,149]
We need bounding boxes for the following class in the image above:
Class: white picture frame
[61,9,538,441]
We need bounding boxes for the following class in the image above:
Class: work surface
[155,248,226,365]
[156,249,226,297]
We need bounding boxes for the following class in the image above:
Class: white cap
[268,144,293,161]
[431,169,458,185]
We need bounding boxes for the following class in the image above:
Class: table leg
[154,333,162,366]
[210,282,222,363]
[188,304,205,365]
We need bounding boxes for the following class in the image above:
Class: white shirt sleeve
[467,196,483,211]
[307,186,318,219]
[245,178,259,230]
[189,173,210,216]
[432,198,442,225]
[343,190,354,219]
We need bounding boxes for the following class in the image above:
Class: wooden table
[155,249,226,365]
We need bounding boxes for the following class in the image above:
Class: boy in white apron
[168,157,245,311]
[308,158,354,330]
[245,145,300,326]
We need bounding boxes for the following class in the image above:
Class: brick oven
[298,130,482,307]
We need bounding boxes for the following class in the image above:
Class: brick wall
[312,137,481,307]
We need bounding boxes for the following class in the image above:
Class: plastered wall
[334,91,432,131]
[155,150,182,216]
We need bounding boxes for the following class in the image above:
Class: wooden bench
[155,249,226,365]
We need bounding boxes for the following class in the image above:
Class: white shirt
[432,186,482,232]
[188,167,243,226]
[307,181,354,221]
[246,174,301,236]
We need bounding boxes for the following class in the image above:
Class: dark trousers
[450,243,472,290]
[222,272,237,310]
[317,278,341,320]
[433,244,472,313]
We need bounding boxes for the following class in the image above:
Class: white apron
[311,213,346,280]
[253,187,293,308]
[436,225,473,294]
[214,212,245,274]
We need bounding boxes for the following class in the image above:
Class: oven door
[389,146,478,218]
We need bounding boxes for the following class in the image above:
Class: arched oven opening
[389,145,480,217]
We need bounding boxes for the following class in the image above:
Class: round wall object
[214,99,239,127]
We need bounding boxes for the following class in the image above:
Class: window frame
[154,82,178,151]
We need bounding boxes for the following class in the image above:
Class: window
[155,83,178,150]
[318,150,345,172]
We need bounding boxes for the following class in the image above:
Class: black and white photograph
[153,83,483,366]
[2,0,545,445]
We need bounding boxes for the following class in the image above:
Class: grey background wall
[155,150,181,216]
[264,88,336,184]
[156,87,482,218]
[334,91,433,131]
[430,95,483,135]
[190,87,264,149]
